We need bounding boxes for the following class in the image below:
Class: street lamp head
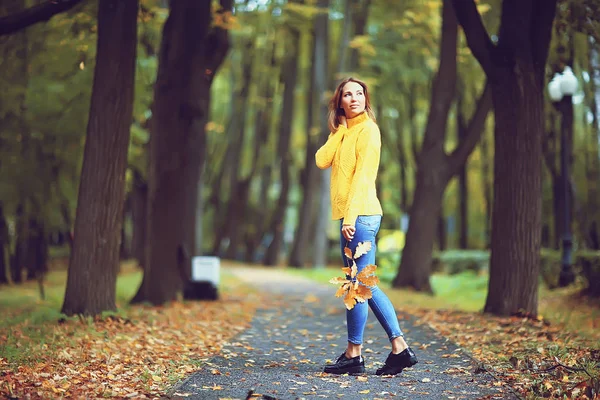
[559,66,578,96]
[548,74,564,102]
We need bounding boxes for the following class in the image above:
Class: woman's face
[339,81,366,119]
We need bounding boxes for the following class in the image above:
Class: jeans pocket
[356,215,381,228]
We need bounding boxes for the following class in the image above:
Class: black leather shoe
[376,347,418,376]
[323,352,365,375]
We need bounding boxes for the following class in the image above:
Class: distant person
[315,77,418,376]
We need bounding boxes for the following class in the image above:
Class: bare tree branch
[451,0,494,75]
[448,81,492,173]
[531,0,558,77]
[0,0,86,37]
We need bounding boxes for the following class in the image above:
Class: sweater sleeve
[343,124,381,226]
[315,127,346,169]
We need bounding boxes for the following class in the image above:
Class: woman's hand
[338,115,347,128]
[342,224,355,241]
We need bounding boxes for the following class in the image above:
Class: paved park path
[168,267,515,400]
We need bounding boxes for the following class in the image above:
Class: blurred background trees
[0,0,599,316]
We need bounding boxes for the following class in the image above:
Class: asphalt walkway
[167,268,514,400]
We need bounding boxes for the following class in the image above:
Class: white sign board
[191,256,220,286]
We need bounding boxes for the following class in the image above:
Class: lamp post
[548,66,578,287]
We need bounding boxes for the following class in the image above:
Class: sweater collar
[347,112,369,129]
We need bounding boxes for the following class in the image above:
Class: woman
[315,77,417,376]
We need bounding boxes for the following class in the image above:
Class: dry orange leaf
[331,243,378,310]
[344,247,353,259]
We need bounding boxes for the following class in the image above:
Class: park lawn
[0,260,267,399]
[290,266,600,399]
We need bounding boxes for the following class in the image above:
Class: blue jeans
[341,215,403,344]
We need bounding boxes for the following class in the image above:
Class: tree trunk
[452,0,557,316]
[313,0,330,268]
[396,106,410,211]
[62,0,138,316]
[132,0,231,304]
[229,39,278,261]
[11,204,26,284]
[131,169,147,268]
[584,36,600,249]
[348,0,371,70]
[457,92,469,249]
[0,203,9,284]
[393,0,457,292]
[264,25,299,266]
[485,71,544,315]
[289,31,318,268]
[25,218,47,281]
[211,38,254,256]
[480,130,492,247]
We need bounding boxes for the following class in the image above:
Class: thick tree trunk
[62,0,138,316]
[454,0,556,316]
[485,69,544,315]
[584,37,600,249]
[393,0,457,292]
[132,0,231,304]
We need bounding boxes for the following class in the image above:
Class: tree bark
[453,0,557,316]
[582,36,600,249]
[313,0,331,268]
[132,0,231,304]
[62,0,138,316]
[0,0,84,37]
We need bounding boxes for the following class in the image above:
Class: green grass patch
[0,262,144,366]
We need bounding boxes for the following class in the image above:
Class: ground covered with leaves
[0,267,267,399]
[1,264,599,399]
[407,297,600,399]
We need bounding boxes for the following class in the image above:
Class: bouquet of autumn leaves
[329,241,379,310]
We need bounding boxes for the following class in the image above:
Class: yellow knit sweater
[315,112,383,226]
